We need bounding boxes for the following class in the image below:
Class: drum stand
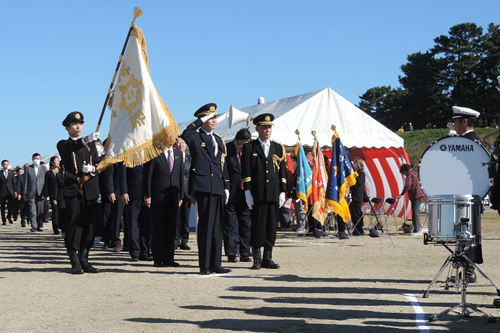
[423,241,500,323]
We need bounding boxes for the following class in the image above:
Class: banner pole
[96,7,143,132]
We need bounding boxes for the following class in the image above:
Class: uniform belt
[65,172,91,189]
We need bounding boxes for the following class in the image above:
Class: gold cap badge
[75,113,81,120]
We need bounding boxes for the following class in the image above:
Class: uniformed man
[57,111,100,274]
[452,105,483,283]
[241,113,287,270]
[181,103,231,275]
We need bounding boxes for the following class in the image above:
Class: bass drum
[418,136,490,198]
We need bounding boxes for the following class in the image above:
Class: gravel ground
[1,212,500,333]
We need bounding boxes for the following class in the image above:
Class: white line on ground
[404,294,431,333]
[283,239,329,246]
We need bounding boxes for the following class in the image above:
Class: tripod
[423,240,500,322]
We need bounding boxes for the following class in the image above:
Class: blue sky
[1,0,499,167]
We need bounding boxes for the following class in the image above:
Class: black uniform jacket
[56,137,100,201]
[241,139,287,202]
[225,141,245,204]
[181,119,229,196]
[143,150,184,205]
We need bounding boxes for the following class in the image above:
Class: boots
[251,247,261,270]
[79,249,100,273]
[261,247,280,269]
[68,250,84,275]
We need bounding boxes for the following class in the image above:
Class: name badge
[201,142,206,148]
[253,153,258,156]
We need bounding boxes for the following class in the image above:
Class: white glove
[245,190,254,210]
[278,192,286,208]
[225,189,230,205]
[200,114,215,123]
[82,164,95,173]
[86,132,100,143]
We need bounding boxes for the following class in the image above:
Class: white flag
[97,26,178,171]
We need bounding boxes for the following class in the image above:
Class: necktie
[264,143,269,158]
[238,151,243,190]
[208,134,215,147]
[167,150,173,173]
[4,170,6,179]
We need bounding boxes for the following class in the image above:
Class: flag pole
[95,7,143,132]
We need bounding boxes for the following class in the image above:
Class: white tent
[178,87,403,148]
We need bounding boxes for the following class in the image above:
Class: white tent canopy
[178,88,403,148]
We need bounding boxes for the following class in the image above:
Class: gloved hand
[82,163,95,173]
[278,192,286,208]
[225,189,230,205]
[85,132,100,143]
[200,114,215,123]
[245,190,254,210]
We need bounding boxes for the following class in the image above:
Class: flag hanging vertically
[326,132,357,222]
[295,141,313,212]
[311,138,329,224]
[97,25,178,171]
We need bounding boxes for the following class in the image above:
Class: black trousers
[108,200,124,247]
[125,199,151,259]
[349,200,364,231]
[0,194,14,222]
[250,201,278,248]
[150,197,178,264]
[64,195,98,252]
[176,198,190,247]
[194,192,224,270]
[223,198,251,257]
[100,199,113,246]
[17,199,28,223]
[51,201,59,232]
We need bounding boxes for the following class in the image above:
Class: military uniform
[241,114,287,269]
[181,103,230,274]
[57,112,101,274]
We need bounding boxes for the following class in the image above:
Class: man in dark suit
[98,160,114,248]
[223,128,252,263]
[23,153,47,232]
[57,111,101,274]
[451,106,483,283]
[0,160,17,225]
[120,163,151,261]
[15,166,29,227]
[103,164,124,252]
[174,137,192,251]
[143,145,183,267]
[181,103,231,275]
[241,113,287,270]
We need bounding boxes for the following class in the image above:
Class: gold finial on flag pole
[311,130,317,139]
[331,125,336,132]
[133,7,143,19]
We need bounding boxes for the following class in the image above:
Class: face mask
[33,159,41,166]
[96,145,105,155]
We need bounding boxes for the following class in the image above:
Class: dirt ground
[2,210,500,333]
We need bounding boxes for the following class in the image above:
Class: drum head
[419,136,490,198]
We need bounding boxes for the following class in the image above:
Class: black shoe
[337,231,349,239]
[8,218,13,224]
[139,256,153,261]
[68,251,84,275]
[369,229,380,238]
[130,257,140,262]
[81,264,100,273]
[54,230,60,235]
[240,255,251,262]
[30,228,37,232]
[228,256,238,263]
[261,260,280,269]
[36,228,43,232]
[466,272,477,283]
[163,261,180,267]
[200,269,210,275]
[153,262,163,267]
[179,244,191,250]
[2,222,6,225]
[209,266,232,274]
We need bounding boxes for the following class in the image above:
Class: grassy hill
[398,127,497,168]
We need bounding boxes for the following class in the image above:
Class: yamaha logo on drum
[439,144,474,152]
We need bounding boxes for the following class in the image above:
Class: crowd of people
[2,104,489,281]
